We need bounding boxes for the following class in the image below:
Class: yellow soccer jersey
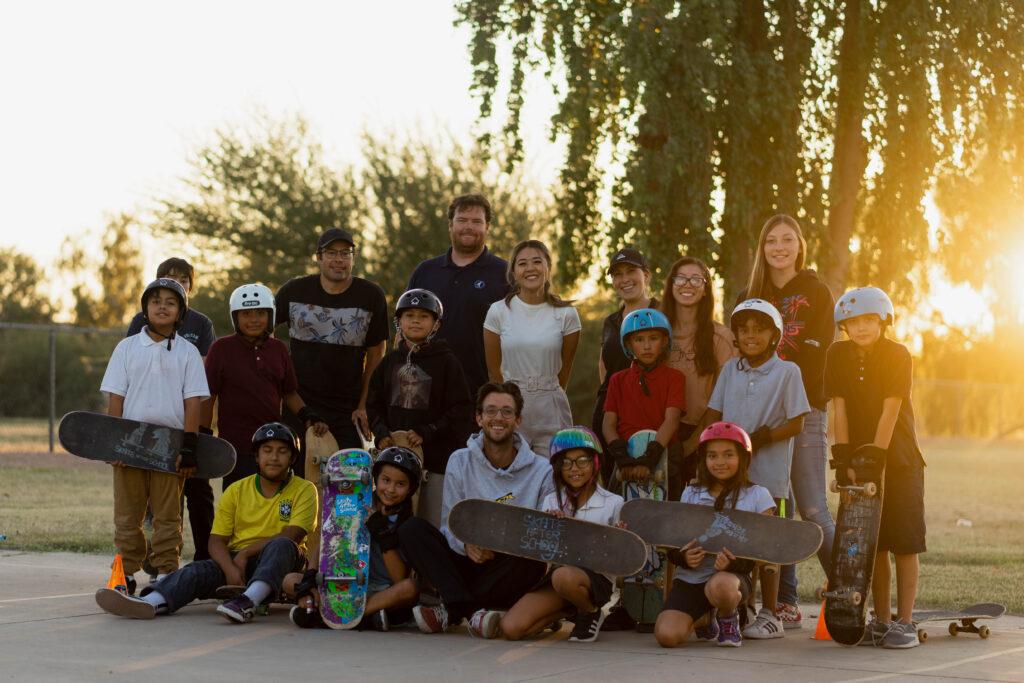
[212,474,318,553]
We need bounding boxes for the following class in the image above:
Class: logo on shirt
[279,499,293,522]
[473,280,485,290]
[495,492,515,504]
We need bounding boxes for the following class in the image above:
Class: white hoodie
[440,431,555,555]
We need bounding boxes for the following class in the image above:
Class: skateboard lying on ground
[303,427,339,566]
[910,603,1005,641]
[317,449,373,629]
[616,429,669,627]
[822,445,886,646]
[619,499,823,565]
[448,499,648,577]
[59,410,235,479]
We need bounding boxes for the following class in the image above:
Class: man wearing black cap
[275,229,388,467]
[406,194,509,400]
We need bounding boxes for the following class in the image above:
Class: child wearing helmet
[825,287,926,649]
[284,446,422,631]
[366,288,473,525]
[98,278,210,593]
[496,427,625,643]
[203,283,329,491]
[700,298,810,640]
[655,422,775,648]
[95,423,316,624]
[126,257,216,356]
[602,308,686,492]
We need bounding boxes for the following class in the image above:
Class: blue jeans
[779,408,836,606]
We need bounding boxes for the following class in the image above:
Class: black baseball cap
[317,228,356,252]
[607,247,649,273]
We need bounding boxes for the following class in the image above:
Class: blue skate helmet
[620,308,673,359]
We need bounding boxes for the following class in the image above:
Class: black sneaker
[569,608,609,643]
[289,604,327,629]
[125,576,137,597]
[358,609,390,632]
[217,595,256,623]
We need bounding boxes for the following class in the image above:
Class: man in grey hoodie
[399,381,555,636]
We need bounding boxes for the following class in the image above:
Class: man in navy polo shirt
[407,194,509,399]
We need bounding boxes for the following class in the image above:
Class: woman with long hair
[483,240,581,457]
[736,213,836,630]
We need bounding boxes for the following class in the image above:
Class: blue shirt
[407,247,509,396]
[708,354,810,498]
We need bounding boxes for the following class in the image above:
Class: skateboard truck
[829,479,878,497]
[817,586,862,605]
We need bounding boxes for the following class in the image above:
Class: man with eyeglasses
[395,382,555,636]
[274,228,388,473]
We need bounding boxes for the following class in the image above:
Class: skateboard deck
[318,449,373,629]
[303,428,339,566]
[618,429,669,626]
[823,445,886,645]
[448,499,647,576]
[911,603,1005,641]
[58,410,236,479]
[619,499,823,565]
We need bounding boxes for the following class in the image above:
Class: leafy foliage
[0,248,52,323]
[59,213,143,328]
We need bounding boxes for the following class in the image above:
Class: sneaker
[360,609,390,632]
[289,604,326,629]
[217,595,256,623]
[413,604,451,634]
[569,608,610,643]
[716,611,742,647]
[467,609,502,639]
[95,588,155,619]
[742,608,785,639]
[881,621,920,649]
[775,602,803,630]
[695,608,719,641]
[125,575,137,597]
[859,617,887,646]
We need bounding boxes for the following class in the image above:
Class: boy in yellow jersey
[95,423,317,623]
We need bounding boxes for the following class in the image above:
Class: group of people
[90,194,927,650]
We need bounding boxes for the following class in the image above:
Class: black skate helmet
[251,422,300,460]
[395,289,444,321]
[372,446,423,495]
[140,278,188,327]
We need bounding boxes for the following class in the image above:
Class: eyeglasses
[481,406,516,418]
[322,249,355,260]
[672,275,706,288]
[560,455,594,470]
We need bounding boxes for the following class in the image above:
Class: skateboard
[822,445,886,646]
[617,429,669,627]
[303,427,339,566]
[317,449,373,629]
[910,603,1005,641]
[58,410,235,479]
[619,499,823,565]
[448,499,647,576]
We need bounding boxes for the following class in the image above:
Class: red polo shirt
[205,334,298,455]
[604,362,686,440]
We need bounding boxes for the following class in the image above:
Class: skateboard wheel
[979,625,990,638]
[851,591,862,606]
[863,482,878,497]
[829,480,839,493]
[815,587,825,602]
[918,628,927,642]
[360,471,370,485]
[948,622,958,637]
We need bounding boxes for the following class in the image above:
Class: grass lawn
[2,419,1021,612]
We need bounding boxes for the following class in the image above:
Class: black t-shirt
[126,308,216,356]
[274,275,389,412]
[824,337,924,468]
[407,247,509,398]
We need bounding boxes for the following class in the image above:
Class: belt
[508,376,561,392]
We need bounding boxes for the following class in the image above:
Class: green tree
[0,248,52,323]
[59,213,143,328]
[456,1,1024,303]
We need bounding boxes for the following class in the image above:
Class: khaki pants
[113,467,183,575]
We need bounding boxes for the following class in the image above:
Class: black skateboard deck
[59,410,236,479]
[823,445,886,646]
[448,499,647,576]
[911,603,1005,641]
[619,499,823,565]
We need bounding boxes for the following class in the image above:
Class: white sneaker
[742,608,785,639]
[467,609,503,639]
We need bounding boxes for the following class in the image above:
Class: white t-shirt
[100,330,210,429]
[542,485,624,524]
[484,297,581,385]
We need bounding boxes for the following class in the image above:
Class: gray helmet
[141,278,188,326]
[372,446,423,495]
[835,287,895,327]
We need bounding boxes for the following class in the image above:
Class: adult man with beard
[406,194,509,399]
[275,229,388,471]
[396,382,554,637]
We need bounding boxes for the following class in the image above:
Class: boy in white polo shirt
[100,278,210,593]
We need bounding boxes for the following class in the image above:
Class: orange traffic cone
[107,554,127,593]
[812,600,832,640]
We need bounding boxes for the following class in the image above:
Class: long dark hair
[504,240,573,308]
[694,440,753,511]
[660,256,718,376]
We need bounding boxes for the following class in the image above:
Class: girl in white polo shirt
[497,427,624,643]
